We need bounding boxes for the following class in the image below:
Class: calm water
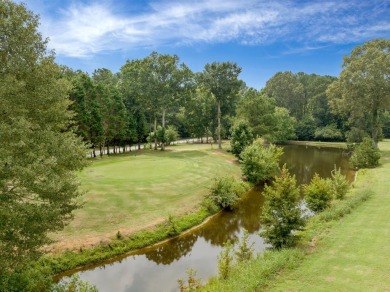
[60,145,354,291]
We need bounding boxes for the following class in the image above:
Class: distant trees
[0,0,87,277]
[198,62,242,149]
[327,39,390,147]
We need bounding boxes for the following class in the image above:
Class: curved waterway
[61,145,354,291]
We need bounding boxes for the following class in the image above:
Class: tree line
[66,39,390,155]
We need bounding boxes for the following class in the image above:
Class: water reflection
[60,145,353,292]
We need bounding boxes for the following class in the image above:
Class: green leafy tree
[350,137,381,169]
[260,165,305,249]
[230,120,254,158]
[304,173,333,213]
[265,107,297,143]
[0,0,87,276]
[327,39,390,147]
[198,62,242,149]
[236,88,276,138]
[240,139,283,184]
[264,71,306,120]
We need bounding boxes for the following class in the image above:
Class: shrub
[314,124,343,141]
[218,241,234,280]
[304,173,333,213]
[350,137,380,169]
[260,165,305,249]
[346,127,369,143]
[330,167,350,199]
[230,120,254,158]
[240,139,283,184]
[205,176,249,210]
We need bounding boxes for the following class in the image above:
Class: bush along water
[350,137,380,169]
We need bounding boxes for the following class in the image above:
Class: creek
[61,144,354,291]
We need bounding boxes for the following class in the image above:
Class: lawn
[49,142,241,251]
[267,140,390,291]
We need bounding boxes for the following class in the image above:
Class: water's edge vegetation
[42,141,349,279]
[201,167,374,291]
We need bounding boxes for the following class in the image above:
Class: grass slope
[50,143,240,251]
[267,140,390,291]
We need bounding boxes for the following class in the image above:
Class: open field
[267,140,390,291]
[49,142,240,251]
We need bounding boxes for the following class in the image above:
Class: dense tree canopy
[198,62,242,149]
[327,39,390,146]
[0,0,87,274]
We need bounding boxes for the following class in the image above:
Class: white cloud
[34,0,390,57]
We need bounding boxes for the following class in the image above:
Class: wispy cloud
[34,0,390,57]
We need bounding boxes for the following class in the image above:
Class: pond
[60,144,354,291]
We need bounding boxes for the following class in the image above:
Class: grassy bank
[267,140,390,291]
[201,140,390,291]
[285,140,348,149]
[49,142,240,252]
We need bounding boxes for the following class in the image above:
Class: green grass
[285,140,348,149]
[50,142,240,251]
[202,141,390,292]
[267,140,390,291]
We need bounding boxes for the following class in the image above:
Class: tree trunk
[99,143,103,157]
[106,144,110,155]
[154,114,158,150]
[138,142,141,150]
[372,107,379,148]
[161,109,166,151]
[92,144,96,158]
[217,99,222,149]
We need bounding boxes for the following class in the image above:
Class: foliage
[330,167,350,200]
[314,124,343,141]
[260,165,305,249]
[205,176,249,210]
[218,240,234,280]
[350,137,381,169]
[165,125,179,145]
[264,71,305,120]
[240,139,283,184]
[236,88,276,138]
[234,229,254,263]
[198,62,242,149]
[0,0,87,276]
[327,39,390,146]
[53,274,98,292]
[265,107,297,143]
[230,120,254,158]
[295,115,316,141]
[346,127,369,143]
[178,269,202,292]
[304,173,333,213]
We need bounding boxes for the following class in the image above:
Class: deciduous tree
[0,0,87,274]
[327,39,390,147]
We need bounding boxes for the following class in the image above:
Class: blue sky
[21,0,390,89]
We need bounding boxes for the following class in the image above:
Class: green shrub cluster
[205,176,249,210]
[350,137,381,169]
[240,139,283,184]
[304,173,333,213]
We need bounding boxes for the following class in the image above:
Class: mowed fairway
[50,143,240,250]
